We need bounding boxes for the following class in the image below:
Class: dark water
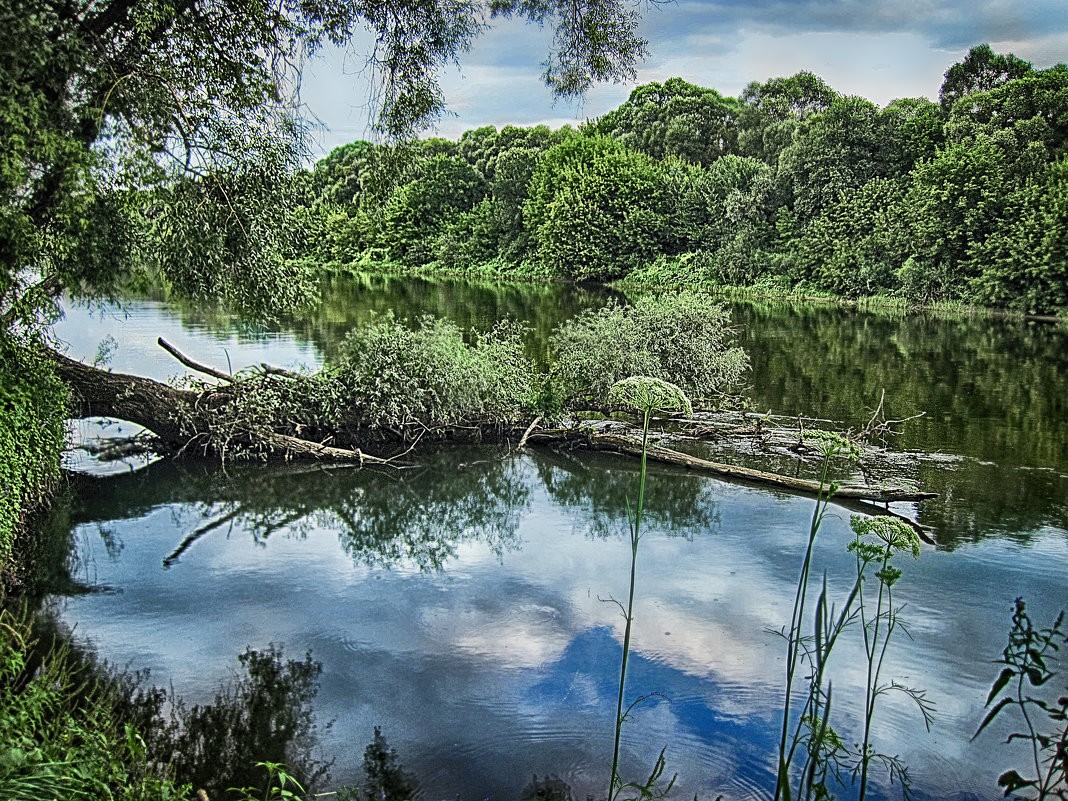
[49,277,1068,801]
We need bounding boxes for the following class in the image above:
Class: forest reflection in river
[48,274,1068,800]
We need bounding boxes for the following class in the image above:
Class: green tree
[877,97,946,175]
[737,71,839,163]
[778,95,894,224]
[524,135,668,280]
[939,44,1033,111]
[893,135,1010,302]
[380,154,485,265]
[969,156,1068,314]
[790,178,909,297]
[592,77,741,165]
[944,64,1068,180]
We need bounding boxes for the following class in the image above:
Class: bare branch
[157,337,233,383]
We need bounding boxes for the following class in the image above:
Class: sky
[298,0,1068,157]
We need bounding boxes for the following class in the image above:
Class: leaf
[974,696,1015,740]
[1028,649,1047,670]
[987,668,1016,705]
[997,770,1036,795]
[1026,667,1051,686]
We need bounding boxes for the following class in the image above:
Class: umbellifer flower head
[609,376,693,416]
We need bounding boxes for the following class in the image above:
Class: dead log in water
[526,428,937,504]
[51,342,938,510]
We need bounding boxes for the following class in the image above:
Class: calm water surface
[49,276,1068,801]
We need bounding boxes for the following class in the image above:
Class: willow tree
[1,0,651,324]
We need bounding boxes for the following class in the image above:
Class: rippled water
[48,277,1068,801]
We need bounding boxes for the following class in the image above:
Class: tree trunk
[50,348,199,449]
[528,428,938,503]
[49,348,394,464]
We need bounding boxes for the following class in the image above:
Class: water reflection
[536,449,721,540]
[68,446,528,572]
[56,279,1068,549]
[45,276,1068,801]
[142,271,617,366]
[734,299,1068,548]
[736,300,1068,469]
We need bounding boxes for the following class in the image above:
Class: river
[47,274,1068,801]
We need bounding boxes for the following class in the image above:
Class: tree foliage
[939,43,1033,110]
[304,45,1068,314]
[1,0,653,323]
[524,135,667,280]
[592,77,741,165]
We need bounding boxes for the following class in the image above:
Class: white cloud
[299,1,1066,155]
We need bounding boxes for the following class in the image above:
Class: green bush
[379,155,485,266]
[968,155,1068,314]
[548,291,748,410]
[0,333,68,585]
[331,313,538,432]
[790,178,909,297]
[524,136,668,281]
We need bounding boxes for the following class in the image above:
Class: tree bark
[50,348,199,449]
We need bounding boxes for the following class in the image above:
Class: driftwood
[527,428,937,503]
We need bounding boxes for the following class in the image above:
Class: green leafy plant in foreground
[229,761,305,801]
[0,607,188,801]
[774,432,931,801]
[975,598,1067,800]
[606,376,692,801]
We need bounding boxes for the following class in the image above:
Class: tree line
[294,45,1068,316]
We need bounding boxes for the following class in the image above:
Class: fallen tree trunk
[50,349,198,449]
[51,345,938,508]
[527,429,937,503]
[49,347,394,463]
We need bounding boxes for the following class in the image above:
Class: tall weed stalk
[974,598,1067,800]
[606,377,691,801]
[774,432,930,801]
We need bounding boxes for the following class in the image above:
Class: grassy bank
[0,606,190,800]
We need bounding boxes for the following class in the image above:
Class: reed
[773,432,932,801]
[605,377,692,801]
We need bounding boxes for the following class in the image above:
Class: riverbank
[0,333,68,592]
[315,259,1067,326]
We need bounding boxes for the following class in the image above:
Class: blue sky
[299,0,1068,157]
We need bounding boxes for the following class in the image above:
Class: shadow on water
[734,299,1068,549]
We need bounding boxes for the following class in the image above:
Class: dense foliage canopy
[303,46,1068,315]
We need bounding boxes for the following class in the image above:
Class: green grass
[0,606,190,800]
